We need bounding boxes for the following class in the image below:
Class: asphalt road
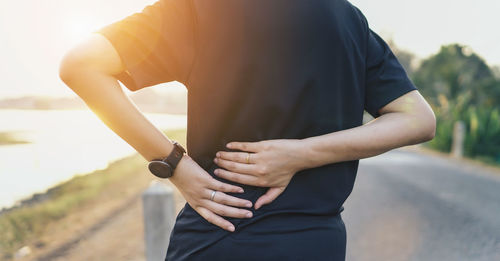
[342,148,500,261]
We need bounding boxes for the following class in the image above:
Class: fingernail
[213,158,218,162]
[246,212,252,217]
[246,202,252,207]
[216,152,220,157]
[226,143,232,148]
[239,188,244,193]
[228,225,235,231]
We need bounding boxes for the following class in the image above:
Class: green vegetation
[0,154,144,259]
[0,128,187,259]
[0,132,30,145]
[392,43,500,164]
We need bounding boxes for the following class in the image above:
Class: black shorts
[165,164,347,261]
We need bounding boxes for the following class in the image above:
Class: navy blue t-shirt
[95,0,417,259]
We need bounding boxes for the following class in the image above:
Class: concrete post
[451,121,465,158]
[142,180,176,261]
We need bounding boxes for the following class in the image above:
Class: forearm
[299,111,435,169]
[61,68,174,162]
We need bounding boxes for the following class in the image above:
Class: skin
[59,33,253,232]
[214,90,436,210]
[59,32,436,232]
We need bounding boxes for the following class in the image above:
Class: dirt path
[18,168,186,261]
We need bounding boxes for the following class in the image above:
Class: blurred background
[0,0,499,260]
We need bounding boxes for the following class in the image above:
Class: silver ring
[210,190,217,201]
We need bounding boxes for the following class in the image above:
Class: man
[59,0,435,259]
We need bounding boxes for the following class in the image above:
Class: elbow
[58,54,72,85]
[58,49,85,87]
[59,45,102,90]
[424,118,436,142]
[419,108,436,143]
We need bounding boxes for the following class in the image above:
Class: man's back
[94,0,417,259]
[185,0,368,166]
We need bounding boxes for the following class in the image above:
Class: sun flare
[64,17,100,45]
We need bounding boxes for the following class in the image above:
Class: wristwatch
[148,140,186,179]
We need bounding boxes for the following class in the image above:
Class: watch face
[148,161,173,178]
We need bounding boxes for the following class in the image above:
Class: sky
[0,0,499,98]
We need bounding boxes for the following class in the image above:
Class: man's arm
[212,89,435,209]
[59,33,255,231]
[59,33,177,162]
[299,89,436,169]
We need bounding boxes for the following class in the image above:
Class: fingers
[214,157,259,175]
[194,192,254,232]
[214,168,261,186]
[206,189,253,208]
[254,187,284,210]
[188,171,257,232]
[202,198,253,219]
[207,176,245,193]
[226,141,262,152]
[196,206,236,232]
[216,151,257,164]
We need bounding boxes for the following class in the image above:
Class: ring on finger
[210,190,217,201]
[246,153,250,164]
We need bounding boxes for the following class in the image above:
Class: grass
[0,128,187,259]
[422,142,500,168]
[468,155,500,168]
[0,131,30,145]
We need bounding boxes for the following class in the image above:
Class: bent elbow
[59,49,85,87]
[420,109,436,142]
[425,120,436,142]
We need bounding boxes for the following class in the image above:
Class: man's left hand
[213,139,307,210]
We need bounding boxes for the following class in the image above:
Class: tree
[414,43,500,163]
[386,38,417,76]
[412,44,494,107]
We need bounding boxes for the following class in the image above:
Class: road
[343,147,500,261]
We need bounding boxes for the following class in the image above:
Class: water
[0,109,187,210]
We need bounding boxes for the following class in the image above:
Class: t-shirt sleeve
[363,28,418,118]
[93,0,196,92]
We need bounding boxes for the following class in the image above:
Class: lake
[0,109,187,210]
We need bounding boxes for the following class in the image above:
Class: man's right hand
[168,154,254,232]
[58,34,253,232]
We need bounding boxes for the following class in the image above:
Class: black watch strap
[164,140,186,172]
